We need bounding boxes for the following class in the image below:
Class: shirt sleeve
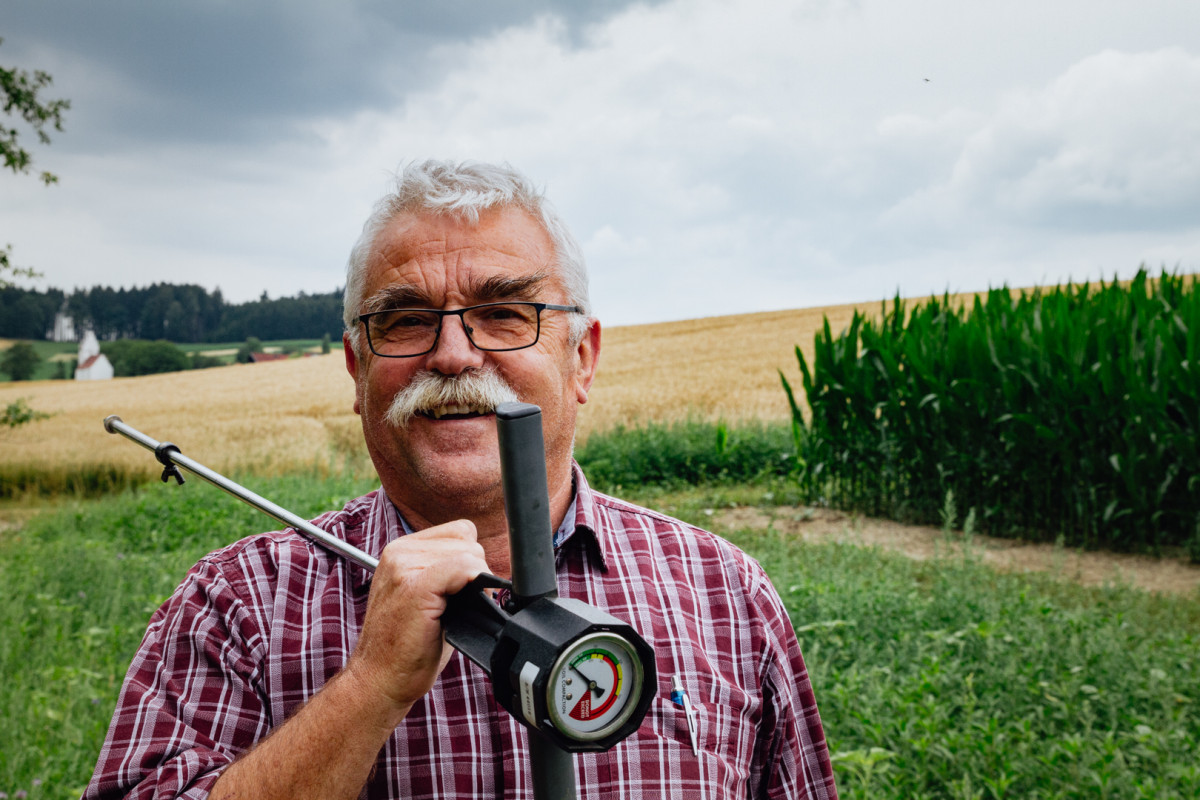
[83,559,270,800]
[746,564,839,800]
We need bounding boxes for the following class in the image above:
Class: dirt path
[715,507,1200,597]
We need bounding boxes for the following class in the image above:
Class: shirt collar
[366,461,610,574]
[562,462,609,572]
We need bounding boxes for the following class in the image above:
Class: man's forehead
[363,207,560,308]
[378,206,551,258]
[363,272,551,311]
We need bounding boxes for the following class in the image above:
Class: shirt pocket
[602,687,750,798]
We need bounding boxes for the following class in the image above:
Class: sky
[3,0,1199,326]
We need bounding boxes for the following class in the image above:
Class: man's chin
[404,449,505,508]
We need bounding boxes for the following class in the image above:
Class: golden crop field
[0,291,962,487]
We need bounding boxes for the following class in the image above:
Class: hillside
[0,286,1044,482]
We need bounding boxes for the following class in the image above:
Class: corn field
[783,269,1199,554]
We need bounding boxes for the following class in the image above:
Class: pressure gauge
[471,595,657,753]
[546,631,647,742]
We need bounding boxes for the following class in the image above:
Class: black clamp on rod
[155,442,186,485]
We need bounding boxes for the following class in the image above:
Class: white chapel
[75,330,114,381]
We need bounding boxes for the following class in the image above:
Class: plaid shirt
[84,466,837,799]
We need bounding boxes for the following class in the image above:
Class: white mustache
[384,369,519,427]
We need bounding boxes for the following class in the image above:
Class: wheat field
[0,295,920,483]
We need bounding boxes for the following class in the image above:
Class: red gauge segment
[567,648,622,720]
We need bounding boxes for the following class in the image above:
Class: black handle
[496,402,558,608]
[442,574,512,674]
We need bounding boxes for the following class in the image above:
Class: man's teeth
[427,404,490,419]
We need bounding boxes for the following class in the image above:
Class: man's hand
[211,518,489,800]
[347,518,491,720]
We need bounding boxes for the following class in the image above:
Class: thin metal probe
[103,415,379,572]
[495,402,578,800]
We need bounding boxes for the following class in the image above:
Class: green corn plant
[783,269,1199,552]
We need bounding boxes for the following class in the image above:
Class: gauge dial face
[547,631,645,741]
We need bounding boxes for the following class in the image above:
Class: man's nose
[425,314,486,374]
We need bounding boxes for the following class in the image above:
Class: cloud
[4,0,1199,323]
[310,1,1200,319]
[884,48,1200,235]
[3,0,677,149]
[305,0,881,319]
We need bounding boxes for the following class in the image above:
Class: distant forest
[0,283,344,343]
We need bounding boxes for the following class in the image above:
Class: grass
[0,472,380,798]
[0,414,790,501]
[637,483,1200,799]
[2,475,1197,798]
[0,340,79,382]
[768,532,1199,799]
[575,417,797,489]
[3,285,1197,795]
[180,338,326,354]
[180,338,330,365]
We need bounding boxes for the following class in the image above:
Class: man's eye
[392,313,433,328]
[476,305,532,323]
[374,311,437,335]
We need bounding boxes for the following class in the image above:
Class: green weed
[725,523,1200,799]
[0,472,378,795]
[2,475,1197,798]
[576,417,796,490]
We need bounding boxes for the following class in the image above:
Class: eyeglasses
[357,301,581,358]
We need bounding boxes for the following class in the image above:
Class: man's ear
[343,333,363,415]
[573,318,601,405]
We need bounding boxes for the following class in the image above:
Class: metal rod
[495,402,578,800]
[528,735,578,800]
[103,415,379,572]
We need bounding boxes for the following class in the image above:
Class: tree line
[0,283,345,343]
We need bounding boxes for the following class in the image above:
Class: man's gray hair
[344,160,591,351]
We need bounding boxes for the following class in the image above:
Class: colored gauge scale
[546,631,646,741]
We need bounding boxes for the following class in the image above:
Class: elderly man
[85,160,837,799]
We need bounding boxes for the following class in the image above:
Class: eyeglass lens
[367,303,541,356]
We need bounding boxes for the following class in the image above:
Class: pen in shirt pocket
[670,675,700,756]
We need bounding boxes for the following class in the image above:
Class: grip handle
[495,402,558,605]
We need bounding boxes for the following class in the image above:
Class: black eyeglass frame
[357,301,582,358]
